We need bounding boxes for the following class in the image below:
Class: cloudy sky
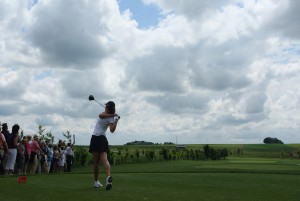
[1,0,300,145]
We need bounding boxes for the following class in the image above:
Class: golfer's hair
[12,124,20,134]
[107,107,115,114]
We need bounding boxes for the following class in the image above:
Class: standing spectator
[0,125,8,174]
[27,135,44,174]
[40,141,48,173]
[52,145,60,173]
[65,142,75,172]
[23,136,30,174]
[16,137,26,175]
[2,123,10,141]
[5,124,20,175]
[59,146,65,173]
[47,144,53,173]
[24,135,32,174]
[1,123,10,171]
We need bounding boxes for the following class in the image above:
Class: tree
[45,131,55,144]
[263,137,284,144]
[220,148,229,160]
[135,149,140,162]
[160,148,169,160]
[62,131,74,144]
[37,125,46,142]
[203,145,211,159]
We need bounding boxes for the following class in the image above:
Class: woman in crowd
[0,124,8,174]
[5,124,20,175]
[59,146,65,173]
[27,135,44,174]
[47,143,53,173]
[52,145,60,173]
[16,137,26,175]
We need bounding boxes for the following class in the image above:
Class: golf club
[88,95,120,119]
[88,95,105,107]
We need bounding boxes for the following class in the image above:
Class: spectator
[16,137,26,175]
[24,135,32,174]
[27,135,44,174]
[5,124,20,175]
[59,146,66,173]
[40,141,48,173]
[47,144,53,173]
[1,123,10,141]
[0,125,8,174]
[65,142,75,172]
[1,123,10,171]
[52,145,60,173]
[23,136,30,174]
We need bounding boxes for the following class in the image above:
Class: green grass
[1,158,300,201]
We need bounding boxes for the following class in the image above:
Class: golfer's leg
[100,152,110,177]
[93,152,100,181]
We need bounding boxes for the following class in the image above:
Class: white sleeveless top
[92,117,114,136]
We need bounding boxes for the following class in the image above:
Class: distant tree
[135,149,140,162]
[146,150,155,162]
[45,132,55,144]
[125,141,154,145]
[220,148,229,160]
[203,145,211,159]
[164,142,175,145]
[63,131,75,144]
[160,148,169,160]
[263,137,284,144]
[203,145,227,160]
[37,125,46,142]
[195,149,205,160]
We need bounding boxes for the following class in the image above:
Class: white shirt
[65,146,73,156]
[92,117,114,136]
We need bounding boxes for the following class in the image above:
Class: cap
[105,101,115,109]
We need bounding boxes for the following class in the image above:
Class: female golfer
[89,101,119,190]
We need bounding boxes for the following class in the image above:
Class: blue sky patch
[35,70,53,81]
[118,0,162,29]
[28,0,38,10]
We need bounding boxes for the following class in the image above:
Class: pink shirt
[25,141,31,155]
[31,140,40,153]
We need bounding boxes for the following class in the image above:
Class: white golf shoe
[94,181,103,188]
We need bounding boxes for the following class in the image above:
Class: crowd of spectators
[0,122,75,175]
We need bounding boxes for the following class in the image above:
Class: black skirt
[89,135,109,153]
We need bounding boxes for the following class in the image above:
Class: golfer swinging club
[89,101,119,190]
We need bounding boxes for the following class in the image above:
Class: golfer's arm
[109,122,118,133]
[99,112,116,119]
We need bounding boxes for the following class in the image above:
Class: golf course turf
[1,158,299,201]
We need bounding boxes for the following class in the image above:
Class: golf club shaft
[94,100,105,108]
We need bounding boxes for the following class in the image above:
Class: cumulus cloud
[0,0,300,145]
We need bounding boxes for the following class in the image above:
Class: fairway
[1,159,300,201]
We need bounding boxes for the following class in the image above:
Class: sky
[1,0,300,145]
